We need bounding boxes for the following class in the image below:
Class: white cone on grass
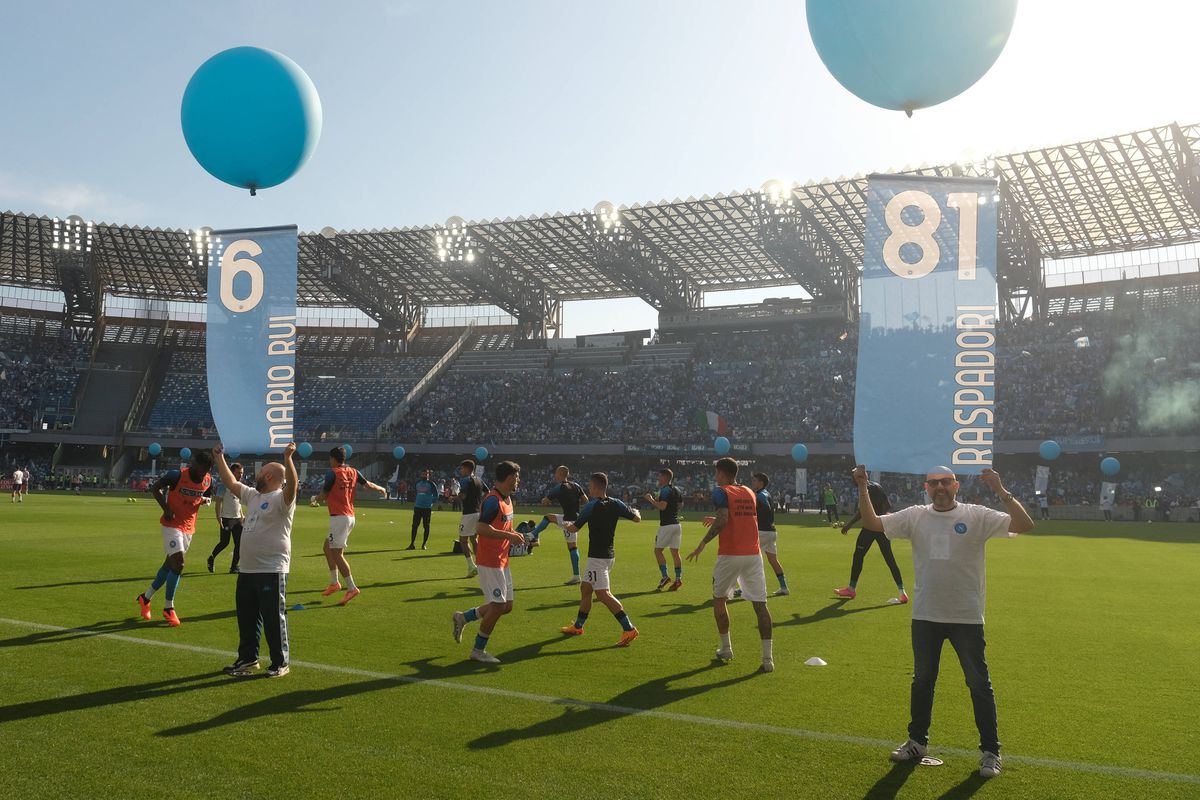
[805,657,827,667]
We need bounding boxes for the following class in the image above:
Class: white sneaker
[979,751,1002,778]
[469,649,500,664]
[774,587,790,596]
[890,739,928,762]
[452,611,467,643]
[760,658,775,673]
[714,648,734,662]
[466,565,478,578]
[565,576,581,585]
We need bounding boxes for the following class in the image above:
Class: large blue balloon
[791,443,809,463]
[474,446,489,462]
[807,0,1017,114]
[713,436,731,456]
[180,447,193,460]
[342,443,354,459]
[1100,457,1121,477]
[393,446,406,460]
[181,46,322,193]
[148,442,162,457]
[1039,440,1061,461]
[296,442,313,459]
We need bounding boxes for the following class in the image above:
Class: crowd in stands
[0,332,87,430]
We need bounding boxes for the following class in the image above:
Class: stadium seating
[0,324,88,430]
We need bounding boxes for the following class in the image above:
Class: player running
[208,460,245,574]
[751,472,789,596]
[456,459,488,578]
[311,446,387,606]
[136,449,214,626]
[407,468,437,550]
[536,465,586,585]
[643,468,683,591]
[687,457,774,673]
[451,461,529,664]
[560,472,642,645]
[834,476,907,603]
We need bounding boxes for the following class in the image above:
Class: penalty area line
[0,616,1196,786]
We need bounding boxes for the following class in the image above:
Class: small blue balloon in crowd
[1100,457,1121,477]
[180,46,323,194]
[148,442,162,457]
[180,447,192,460]
[342,443,354,459]
[1039,440,1062,461]
[474,446,489,462]
[713,436,731,456]
[791,443,809,463]
[806,0,1018,115]
[296,442,313,459]
[393,445,406,460]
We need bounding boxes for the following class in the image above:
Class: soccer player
[456,459,488,577]
[835,476,907,602]
[215,443,298,678]
[853,464,1034,779]
[822,483,840,523]
[452,461,529,664]
[10,467,22,502]
[538,465,586,585]
[560,472,642,645]
[751,472,789,596]
[311,446,388,605]
[21,468,31,499]
[687,457,774,673]
[643,468,683,590]
[207,461,245,574]
[407,468,437,550]
[136,449,214,627]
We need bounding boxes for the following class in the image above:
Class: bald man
[214,443,299,678]
[853,464,1034,779]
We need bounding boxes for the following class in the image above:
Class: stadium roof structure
[3,121,1200,334]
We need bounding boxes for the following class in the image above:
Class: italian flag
[694,410,728,436]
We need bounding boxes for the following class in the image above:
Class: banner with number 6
[853,175,998,475]
[205,225,298,453]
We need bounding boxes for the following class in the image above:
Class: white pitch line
[1,616,1197,786]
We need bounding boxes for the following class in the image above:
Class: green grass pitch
[1,493,1197,799]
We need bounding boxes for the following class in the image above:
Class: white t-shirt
[230,485,296,573]
[218,480,243,519]
[12,470,23,485]
[883,502,1014,625]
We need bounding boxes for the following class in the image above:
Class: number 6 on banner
[219,239,265,312]
[882,190,979,281]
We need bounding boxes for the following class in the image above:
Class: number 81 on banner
[881,189,982,281]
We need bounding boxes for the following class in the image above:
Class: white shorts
[582,557,614,590]
[654,524,682,549]
[162,526,192,556]
[758,529,778,555]
[327,515,356,549]
[458,513,479,537]
[477,566,513,604]
[552,515,578,544]
[712,554,768,603]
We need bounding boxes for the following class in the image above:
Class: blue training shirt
[414,479,437,509]
[573,496,638,559]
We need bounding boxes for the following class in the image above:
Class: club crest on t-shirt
[954,522,968,535]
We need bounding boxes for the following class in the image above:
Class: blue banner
[206,225,298,453]
[854,175,998,475]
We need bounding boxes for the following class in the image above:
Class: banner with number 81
[853,175,999,475]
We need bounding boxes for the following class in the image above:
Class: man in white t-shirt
[852,464,1034,780]
[213,442,298,679]
[10,469,22,503]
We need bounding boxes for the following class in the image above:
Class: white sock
[144,585,156,601]
[344,574,357,591]
[720,632,732,651]
[762,639,774,660]
[329,569,339,584]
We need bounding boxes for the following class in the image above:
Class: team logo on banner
[854,175,998,475]
[206,225,298,453]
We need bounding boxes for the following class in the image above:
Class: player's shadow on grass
[777,598,893,628]
[862,762,917,800]
[15,576,149,590]
[300,548,407,558]
[934,773,987,800]
[641,599,713,619]
[0,672,227,724]
[0,610,237,649]
[466,664,759,749]
[526,589,664,613]
[403,589,481,603]
[290,576,461,595]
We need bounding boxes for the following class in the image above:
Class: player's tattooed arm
[686,509,727,561]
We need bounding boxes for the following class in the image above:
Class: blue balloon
[148,442,162,457]
[807,0,1017,114]
[393,446,406,460]
[342,443,354,459]
[180,447,193,460]
[791,443,809,463]
[474,446,489,461]
[1100,457,1121,477]
[713,436,731,456]
[297,442,313,459]
[226,450,241,460]
[181,46,322,193]
[1039,440,1062,461]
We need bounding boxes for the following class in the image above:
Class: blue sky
[2,1,1197,335]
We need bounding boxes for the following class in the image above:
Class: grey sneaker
[714,647,734,663]
[565,576,581,586]
[223,658,259,676]
[760,658,775,673]
[979,751,1002,778]
[774,587,790,596]
[452,611,467,644]
[890,739,928,762]
[265,664,290,678]
[469,649,500,664]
